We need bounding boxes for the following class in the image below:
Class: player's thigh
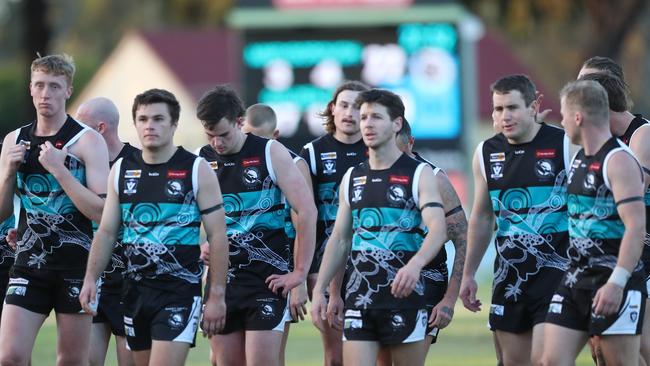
[495,329,532,365]
[88,322,112,366]
[539,323,588,366]
[599,334,641,366]
[641,298,650,364]
[114,336,135,366]
[147,340,190,366]
[343,340,379,366]
[245,330,284,366]
[0,304,46,362]
[390,340,428,366]
[56,312,93,361]
[210,331,245,366]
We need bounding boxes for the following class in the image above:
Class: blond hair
[31,53,76,86]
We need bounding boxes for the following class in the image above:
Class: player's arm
[39,129,109,223]
[0,132,23,221]
[429,171,467,328]
[266,141,317,295]
[80,164,121,314]
[196,159,228,335]
[392,165,447,298]
[311,178,353,331]
[460,148,495,312]
[593,151,646,316]
[630,125,650,191]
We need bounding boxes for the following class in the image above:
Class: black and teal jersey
[343,153,428,310]
[300,134,367,270]
[479,123,570,302]
[564,137,645,289]
[115,147,203,291]
[99,142,141,294]
[14,116,94,270]
[617,114,650,270]
[199,134,291,291]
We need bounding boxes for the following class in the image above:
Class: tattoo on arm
[446,214,468,290]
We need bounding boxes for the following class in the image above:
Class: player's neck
[610,110,635,137]
[142,143,176,165]
[35,111,68,137]
[581,127,612,156]
[333,131,361,144]
[368,142,402,170]
[106,137,125,162]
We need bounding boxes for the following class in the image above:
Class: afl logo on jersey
[387,184,407,206]
[242,166,261,188]
[535,159,555,179]
[490,162,504,180]
[165,179,184,198]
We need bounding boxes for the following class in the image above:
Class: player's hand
[202,296,226,337]
[326,293,344,331]
[391,261,421,298]
[38,141,67,176]
[266,271,305,297]
[0,142,27,176]
[593,282,624,316]
[200,241,210,266]
[310,290,328,332]
[459,276,482,312]
[429,296,455,329]
[535,91,552,123]
[289,282,308,321]
[6,229,17,250]
[79,278,98,316]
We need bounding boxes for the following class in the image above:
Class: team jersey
[14,116,94,270]
[300,134,367,268]
[617,114,650,270]
[199,134,291,292]
[564,137,645,289]
[99,143,141,293]
[0,143,16,269]
[343,153,428,310]
[479,123,570,302]
[115,147,203,292]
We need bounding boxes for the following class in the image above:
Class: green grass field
[31,305,596,365]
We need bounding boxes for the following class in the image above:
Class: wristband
[607,266,631,288]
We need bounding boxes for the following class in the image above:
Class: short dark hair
[320,80,369,134]
[355,88,407,134]
[582,56,625,82]
[132,89,180,123]
[490,74,536,106]
[196,85,245,128]
[246,104,277,129]
[578,72,630,112]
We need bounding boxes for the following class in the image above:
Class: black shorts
[488,297,550,333]
[545,284,645,336]
[93,290,126,337]
[343,308,428,345]
[423,269,448,343]
[218,295,290,334]
[308,238,327,274]
[4,266,86,315]
[122,284,202,351]
[0,266,10,316]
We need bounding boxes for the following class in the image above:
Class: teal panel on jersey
[224,210,286,233]
[567,194,617,218]
[317,182,339,221]
[0,216,14,235]
[569,218,625,239]
[352,232,423,252]
[495,211,568,236]
[120,202,200,246]
[489,185,566,213]
[351,207,424,252]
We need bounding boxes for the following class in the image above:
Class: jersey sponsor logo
[125,170,142,178]
[514,149,525,155]
[387,184,407,205]
[490,152,505,162]
[344,309,362,329]
[124,178,139,195]
[209,161,219,170]
[536,149,556,158]
[353,176,367,186]
[8,277,29,285]
[242,166,261,188]
[54,140,64,149]
[583,171,597,191]
[167,170,188,179]
[588,162,601,172]
[389,175,410,184]
[535,159,555,179]
[6,285,26,296]
[371,178,382,183]
[242,157,261,167]
[148,172,159,177]
[548,302,562,314]
[321,152,337,160]
[490,162,504,180]
[346,152,357,157]
[490,304,504,316]
[165,179,184,198]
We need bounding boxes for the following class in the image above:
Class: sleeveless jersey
[99,143,141,293]
[199,134,291,291]
[479,123,570,302]
[115,147,203,291]
[300,134,367,265]
[14,116,93,270]
[565,137,645,289]
[344,153,427,310]
[617,114,650,270]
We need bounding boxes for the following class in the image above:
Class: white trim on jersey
[341,167,354,207]
[193,146,203,156]
[293,155,306,165]
[563,134,571,173]
[172,296,202,344]
[304,142,317,176]
[64,123,91,148]
[13,127,23,144]
[476,141,486,181]
[412,163,427,208]
[603,141,642,190]
[12,195,20,229]
[191,157,202,199]
[265,140,277,184]
[629,120,650,144]
[113,158,123,194]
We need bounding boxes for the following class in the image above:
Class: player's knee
[57,350,87,366]
[0,351,29,366]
